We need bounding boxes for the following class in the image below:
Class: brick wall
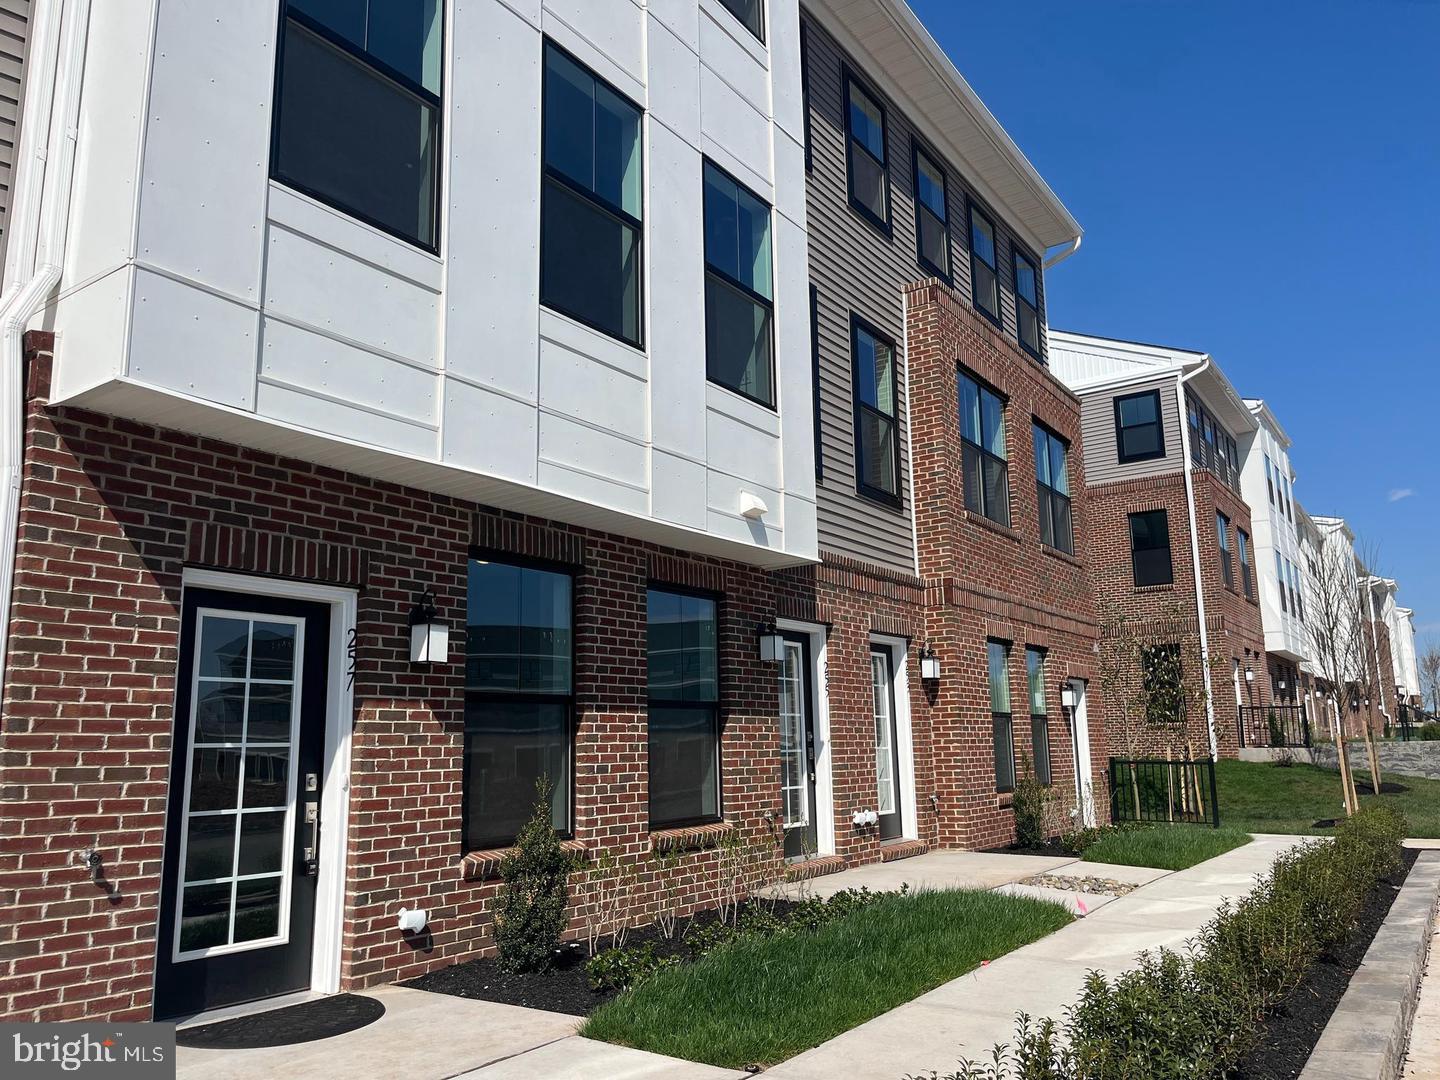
[904,281,1105,850]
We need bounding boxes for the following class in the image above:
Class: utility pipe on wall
[1176,360,1219,761]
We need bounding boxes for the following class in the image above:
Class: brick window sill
[962,510,1021,544]
[1135,583,1175,594]
[1041,544,1083,568]
[997,792,1015,809]
[460,838,589,882]
[650,820,732,853]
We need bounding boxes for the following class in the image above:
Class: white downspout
[0,0,91,701]
[1176,360,1219,760]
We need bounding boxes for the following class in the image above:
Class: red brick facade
[905,282,1107,850]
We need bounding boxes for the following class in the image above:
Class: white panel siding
[698,7,769,116]
[699,65,771,194]
[442,377,538,486]
[257,381,436,459]
[539,412,649,491]
[652,449,707,528]
[128,270,257,410]
[539,336,648,439]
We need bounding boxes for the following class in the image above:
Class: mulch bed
[1230,846,1420,1079]
[985,839,1083,858]
[401,898,796,1016]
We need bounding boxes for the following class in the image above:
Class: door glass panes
[779,642,808,829]
[871,652,895,815]
[178,615,300,957]
[273,4,440,248]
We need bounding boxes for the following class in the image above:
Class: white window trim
[870,632,918,842]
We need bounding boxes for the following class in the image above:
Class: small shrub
[585,943,678,993]
[492,781,578,974]
[1012,756,1048,850]
[1419,722,1440,741]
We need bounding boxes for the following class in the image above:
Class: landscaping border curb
[1299,850,1440,1080]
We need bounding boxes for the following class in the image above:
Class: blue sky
[911,0,1440,654]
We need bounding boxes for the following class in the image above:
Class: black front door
[779,633,819,858]
[154,588,331,1020]
[870,644,903,841]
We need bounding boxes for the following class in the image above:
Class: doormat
[176,994,385,1049]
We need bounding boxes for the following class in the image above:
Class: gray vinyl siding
[0,0,29,278]
[802,12,1046,573]
[1080,375,1183,485]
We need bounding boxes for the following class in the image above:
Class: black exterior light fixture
[757,620,785,663]
[919,644,941,682]
[409,589,449,663]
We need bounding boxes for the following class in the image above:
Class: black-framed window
[463,558,573,850]
[1130,509,1173,587]
[1033,422,1072,554]
[1265,455,1275,504]
[968,202,1000,324]
[1288,558,1301,618]
[1276,552,1288,614]
[717,0,764,41]
[1217,511,1233,590]
[541,43,643,347]
[648,588,720,827]
[852,316,900,506]
[1014,251,1042,360]
[960,372,1009,526]
[844,73,889,233]
[912,144,950,280]
[272,1,442,251]
[989,640,1015,793]
[1186,392,1240,492]
[1293,562,1305,621]
[1026,647,1051,786]
[800,20,812,172]
[1115,390,1165,463]
[1238,528,1254,600]
[704,161,774,406]
[810,285,823,480]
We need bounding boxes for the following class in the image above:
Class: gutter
[0,0,90,702]
[1042,234,1081,271]
[1176,359,1219,760]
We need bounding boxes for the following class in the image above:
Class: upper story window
[541,43,644,347]
[960,372,1009,526]
[1033,422,1072,554]
[703,161,774,406]
[989,641,1015,793]
[1238,528,1254,600]
[648,589,720,828]
[1114,390,1165,464]
[1276,551,1288,614]
[272,0,442,250]
[1186,393,1240,491]
[1292,561,1305,621]
[912,145,950,280]
[1130,509,1173,587]
[1014,251,1042,361]
[844,75,889,233]
[968,203,1000,325]
[463,558,573,850]
[852,316,901,506]
[1216,511,1233,590]
[1264,455,1275,504]
[717,0,764,42]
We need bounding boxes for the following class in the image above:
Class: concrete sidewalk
[763,834,1303,1079]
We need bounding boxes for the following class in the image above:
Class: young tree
[1421,645,1440,717]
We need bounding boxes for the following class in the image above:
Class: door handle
[303,801,319,876]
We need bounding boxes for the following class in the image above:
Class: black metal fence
[1237,704,1310,748]
[1109,756,1220,828]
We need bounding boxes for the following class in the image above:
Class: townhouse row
[0,0,1421,1025]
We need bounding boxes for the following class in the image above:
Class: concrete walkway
[1402,900,1440,1078]
[763,834,1302,1079]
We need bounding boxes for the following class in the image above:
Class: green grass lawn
[1082,824,1252,870]
[1217,758,1440,837]
[580,889,1071,1068]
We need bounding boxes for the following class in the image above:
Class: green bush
[917,805,1408,1080]
[1012,756,1048,849]
[585,942,678,992]
[492,781,578,973]
[1419,722,1440,741]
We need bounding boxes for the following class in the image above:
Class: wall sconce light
[1061,685,1077,710]
[919,644,941,681]
[757,621,785,663]
[1278,678,1287,690]
[409,590,449,663]
[1245,666,1255,683]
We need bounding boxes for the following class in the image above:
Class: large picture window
[272,0,442,250]
[852,316,901,506]
[968,203,1000,324]
[844,74,890,233]
[541,43,643,346]
[960,372,1009,526]
[1026,648,1051,785]
[913,144,950,280]
[648,589,720,827]
[704,161,774,406]
[1130,509,1173,587]
[463,559,573,850]
[1114,390,1165,464]
[989,641,1014,794]
[1014,250,1042,360]
[1033,422,1072,554]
